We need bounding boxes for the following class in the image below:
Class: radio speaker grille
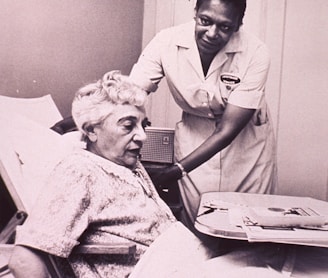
[140,127,175,164]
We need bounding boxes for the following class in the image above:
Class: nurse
[130,0,277,231]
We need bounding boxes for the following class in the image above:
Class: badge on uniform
[220,73,241,85]
[220,73,241,91]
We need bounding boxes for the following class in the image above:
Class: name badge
[220,73,241,85]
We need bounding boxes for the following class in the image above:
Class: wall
[142,0,328,201]
[245,0,328,200]
[0,0,144,118]
[276,0,328,200]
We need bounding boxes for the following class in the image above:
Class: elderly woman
[8,71,214,277]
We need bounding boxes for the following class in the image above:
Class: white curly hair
[72,70,148,140]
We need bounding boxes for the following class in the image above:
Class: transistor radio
[140,127,175,164]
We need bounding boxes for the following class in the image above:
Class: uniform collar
[174,21,197,49]
[223,28,245,53]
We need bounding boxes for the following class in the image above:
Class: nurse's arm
[179,103,255,173]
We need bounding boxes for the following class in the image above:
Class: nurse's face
[194,0,240,56]
[89,104,148,170]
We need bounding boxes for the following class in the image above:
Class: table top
[194,192,328,246]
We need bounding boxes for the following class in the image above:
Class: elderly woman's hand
[150,164,183,188]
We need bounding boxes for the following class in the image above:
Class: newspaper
[229,206,328,247]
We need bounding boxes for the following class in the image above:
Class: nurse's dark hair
[195,0,246,27]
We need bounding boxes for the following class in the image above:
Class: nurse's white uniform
[130,21,277,224]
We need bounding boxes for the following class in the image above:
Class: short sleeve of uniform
[129,29,172,92]
[228,42,270,109]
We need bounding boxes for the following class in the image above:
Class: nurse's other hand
[150,164,182,188]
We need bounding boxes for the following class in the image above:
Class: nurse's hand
[150,164,182,188]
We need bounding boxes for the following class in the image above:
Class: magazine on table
[228,206,328,247]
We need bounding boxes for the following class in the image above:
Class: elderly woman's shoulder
[53,149,100,174]
[54,149,131,180]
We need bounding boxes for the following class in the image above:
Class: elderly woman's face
[89,104,148,169]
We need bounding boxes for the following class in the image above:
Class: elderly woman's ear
[85,125,98,142]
